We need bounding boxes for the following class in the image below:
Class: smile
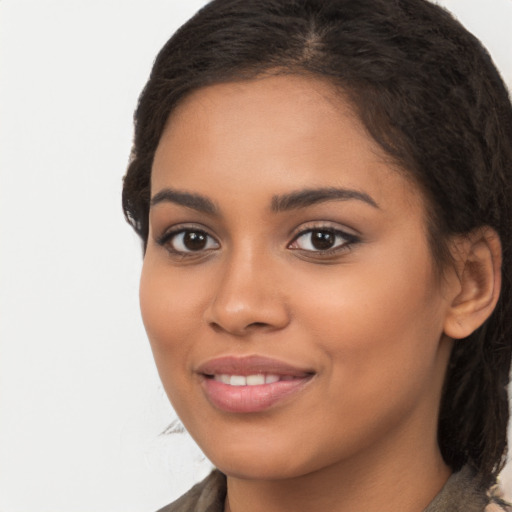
[212,374,293,386]
[197,356,315,413]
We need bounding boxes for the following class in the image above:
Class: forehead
[168,73,352,132]
[151,74,422,212]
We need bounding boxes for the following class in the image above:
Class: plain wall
[1,1,511,511]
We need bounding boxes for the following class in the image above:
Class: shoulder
[425,466,511,512]
[156,470,227,512]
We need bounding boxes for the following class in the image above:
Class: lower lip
[201,376,313,413]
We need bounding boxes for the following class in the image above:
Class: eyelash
[287,226,359,255]
[157,226,219,256]
[156,224,359,258]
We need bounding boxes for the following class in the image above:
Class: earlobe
[443,227,502,340]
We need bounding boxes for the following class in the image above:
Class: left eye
[166,230,220,253]
[288,228,353,252]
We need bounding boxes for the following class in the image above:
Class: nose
[204,248,290,336]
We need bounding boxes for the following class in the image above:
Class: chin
[213,456,309,481]
[197,433,334,481]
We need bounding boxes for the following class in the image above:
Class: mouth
[197,356,315,413]
[208,373,297,386]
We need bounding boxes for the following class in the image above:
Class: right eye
[160,229,220,254]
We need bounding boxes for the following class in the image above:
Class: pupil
[184,231,207,251]
[311,230,335,250]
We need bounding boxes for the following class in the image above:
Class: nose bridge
[205,240,288,335]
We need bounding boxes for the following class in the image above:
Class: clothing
[157,466,511,512]
[157,471,226,512]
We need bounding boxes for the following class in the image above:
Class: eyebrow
[150,186,378,215]
[151,188,217,215]
[271,187,379,212]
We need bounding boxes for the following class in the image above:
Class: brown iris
[183,231,208,251]
[310,230,336,250]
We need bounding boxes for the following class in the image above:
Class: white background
[1,1,511,511]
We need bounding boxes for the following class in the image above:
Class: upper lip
[196,355,314,377]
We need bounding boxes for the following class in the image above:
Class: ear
[443,227,502,340]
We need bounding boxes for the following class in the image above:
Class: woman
[122,0,512,510]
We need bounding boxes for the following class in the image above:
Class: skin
[140,75,461,512]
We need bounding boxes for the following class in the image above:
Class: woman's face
[140,75,455,480]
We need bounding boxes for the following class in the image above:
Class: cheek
[291,262,446,453]
[296,248,445,386]
[139,259,204,362]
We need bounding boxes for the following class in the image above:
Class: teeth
[246,374,265,386]
[213,374,282,386]
[219,374,231,385]
[230,375,246,386]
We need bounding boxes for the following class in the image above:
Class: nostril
[208,320,271,335]
[209,322,224,333]
[247,322,269,329]
[205,293,290,335]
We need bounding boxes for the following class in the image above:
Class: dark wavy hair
[122,0,512,484]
